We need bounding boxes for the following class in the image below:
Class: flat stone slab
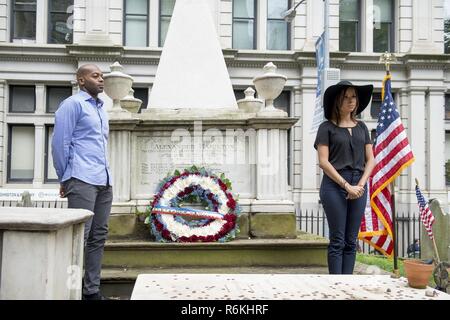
[131,274,450,300]
[0,207,93,231]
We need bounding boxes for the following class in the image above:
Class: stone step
[103,232,328,269]
[107,211,297,240]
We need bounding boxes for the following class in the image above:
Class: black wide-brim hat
[323,80,373,120]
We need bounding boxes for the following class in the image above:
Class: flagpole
[389,70,399,277]
[432,236,441,263]
[380,52,400,277]
[415,178,441,263]
[391,179,399,277]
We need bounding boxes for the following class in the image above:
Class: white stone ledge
[0,207,93,231]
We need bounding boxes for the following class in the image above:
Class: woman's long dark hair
[332,87,359,126]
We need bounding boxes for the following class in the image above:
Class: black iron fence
[297,208,422,258]
[1,194,422,258]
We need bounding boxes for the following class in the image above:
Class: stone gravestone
[421,199,450,262]
[16,191,33,207]
[0,207,93,299]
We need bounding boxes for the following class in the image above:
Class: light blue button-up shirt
[52,90,112,186]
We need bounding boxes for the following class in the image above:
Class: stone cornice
[0,43,448,72]
[428,86,448,94]
[247,117,299,129]
[226,50,299,69]
[124,116,299,131]
[108,118,141,131]
[334,52,402,71]
[298,84,317,91]
[66,44,124,60]
[400,86,430,93]
[120,48,162,65]
[135,119,248,131]
[398,86,448,94]
[401,53,450,70]
[0,43,73,63]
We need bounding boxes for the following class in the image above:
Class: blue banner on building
[310,32,325,134]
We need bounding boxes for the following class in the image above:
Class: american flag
[415,185,435,239]
[359,74,415,257]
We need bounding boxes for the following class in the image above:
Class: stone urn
[121,89,142,113]
[237,87,263,113]
[253,62,287,115]
[403,259,434,289]
[103,61,134,113]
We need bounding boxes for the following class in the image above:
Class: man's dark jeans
[63,178,113,295]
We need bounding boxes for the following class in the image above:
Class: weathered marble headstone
[16,191,33,207]
[421,199,450,262]
[0,207,93,300]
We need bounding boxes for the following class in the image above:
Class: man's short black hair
[76,64,101,80]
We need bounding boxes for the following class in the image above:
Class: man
[407,239,420,258]
[52,64,112,300]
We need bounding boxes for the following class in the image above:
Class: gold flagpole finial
[415,178,419,187]
[379,52,397,73]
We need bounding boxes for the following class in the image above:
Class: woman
[314,80,375,274]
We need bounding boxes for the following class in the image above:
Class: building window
[234,89,246,101]
[48,0,73,44]
[133,87,149,113]
[370,91,382,119]
[159,0,176,47]
[233,0,256,49]
[373,0,394,53]
[45,126,58,182]
[445,1,450,54]
[339,0,360,52]
[371,91,397,119]
[46,86,71,113]
[8,125,35,182]
[124,0,149,47]
[11,0,36,41]
[9,86,35,113]
[275,91,291,185]
[446,94,450,120]
[267,0,290,50]
[274,90,291,115]
[371,129,377,144]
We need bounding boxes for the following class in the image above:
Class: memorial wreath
[145,166,240,242]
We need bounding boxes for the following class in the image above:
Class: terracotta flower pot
[403,259,434,289]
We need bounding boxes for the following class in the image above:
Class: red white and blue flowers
[146,166,240,242]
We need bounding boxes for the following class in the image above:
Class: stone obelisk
[148,0,237,110]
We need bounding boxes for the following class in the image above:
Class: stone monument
[0,207,93,300]
[105,0,299,240]
[421,199,450,262]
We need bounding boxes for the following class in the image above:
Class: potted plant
[403,259,434,289]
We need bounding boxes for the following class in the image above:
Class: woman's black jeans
[319,169,367,274]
